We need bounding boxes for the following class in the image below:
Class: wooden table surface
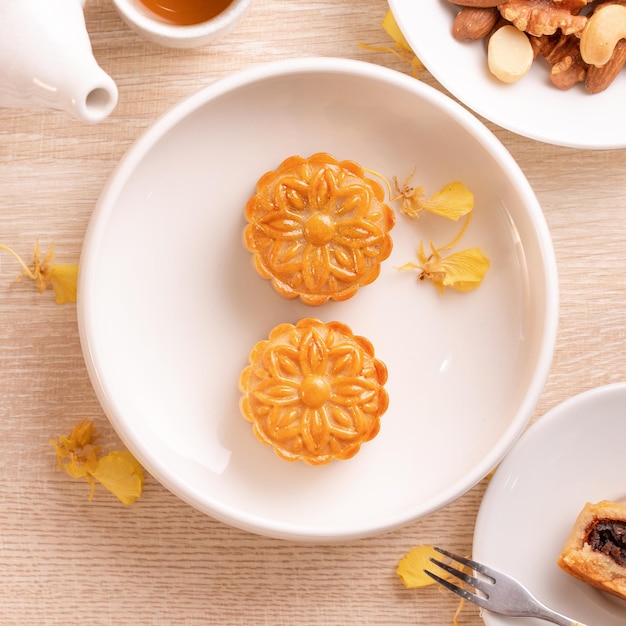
[1,1,626,624]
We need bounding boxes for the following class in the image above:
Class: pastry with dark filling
[557,500,626,600]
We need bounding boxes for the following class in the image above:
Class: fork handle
[528,603,587,626]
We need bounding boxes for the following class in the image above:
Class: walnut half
[531,32,589,88]
[499,0,589,37]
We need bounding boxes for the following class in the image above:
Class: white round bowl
[112,0,253,48]
[78,57,558,541]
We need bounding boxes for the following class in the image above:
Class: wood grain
[1,1,625,624]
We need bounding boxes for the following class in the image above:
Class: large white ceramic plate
[78,57,558,541]
[474,383,626,625]
[389,0,626,149]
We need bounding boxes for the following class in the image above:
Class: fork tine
[423,569,490,611]
[433,546,495,580]
[429,557,494,597]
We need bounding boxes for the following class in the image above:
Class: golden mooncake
[243,153,395,306]
[557,500,626,600]
[239,318,389,465]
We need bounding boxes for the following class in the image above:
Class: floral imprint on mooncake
[239,318,389,465]
[243,153,395,306]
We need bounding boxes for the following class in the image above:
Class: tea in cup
[112,0,253,47]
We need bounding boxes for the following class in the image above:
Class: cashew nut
[580,3,626,67]
[487,25,534,83]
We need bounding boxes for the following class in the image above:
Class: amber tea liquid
[137,0,234,25]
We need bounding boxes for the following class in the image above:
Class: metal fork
[424,547,588,626]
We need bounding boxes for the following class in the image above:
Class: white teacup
[112,0,253,48]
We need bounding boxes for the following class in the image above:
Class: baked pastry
[243,153,395,306]
[239,318,389,465]
[557,500,626,600]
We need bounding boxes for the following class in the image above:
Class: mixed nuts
[448,0,626,93]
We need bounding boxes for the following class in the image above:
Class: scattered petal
[381,9,411,51]
[91,451,145,505]
[422,182,474,221]
[381,10,424,76]
[421,246,490,294]
[0,242,77,303]
[394,175,474,221]
[359,10,424,78]
[397,545,445,588]
[51,419,144,504]
[398,545,469,625]
[48,263,78,304]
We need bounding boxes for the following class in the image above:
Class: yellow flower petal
[436,247,490,292]
[397,181,473,221]
[382,9,411,51]
[398,546,470,625]
[378,10,424,77]
[90,450,145,505]
[397,545,446,588]
[423,182,474,221]
[49,263,78,304]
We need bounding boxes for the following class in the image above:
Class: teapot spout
[37,55,119,124]
[0,0,118,123]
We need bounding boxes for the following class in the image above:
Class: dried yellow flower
[397,545,445,588]
[0,242,78,303]
[403,241,491,295]
[393,171,490,294]
[381,10,424,77]
[359,10,424,78]
[397,545,467,626]
[90,451,145,506]
[51,419,144,505]
[394,175,474,222]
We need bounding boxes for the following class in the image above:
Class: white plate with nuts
[389,0,626,149]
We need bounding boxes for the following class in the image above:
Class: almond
[585,37,626,92]
[452,6,500,41]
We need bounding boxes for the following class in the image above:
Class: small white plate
[388,0,626,149]
[78,57,557,541]
[474,383,626,625]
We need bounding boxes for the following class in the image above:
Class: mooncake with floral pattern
[239,318,389,465]
[243,153,395,306]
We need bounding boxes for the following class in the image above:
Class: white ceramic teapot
[0,0,118,123]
